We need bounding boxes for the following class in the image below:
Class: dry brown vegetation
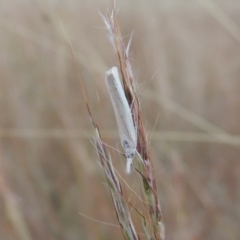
[0,0,240,240]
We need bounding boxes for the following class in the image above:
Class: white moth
[105,67,137,174]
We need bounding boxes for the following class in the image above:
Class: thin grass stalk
[103,6,165,240]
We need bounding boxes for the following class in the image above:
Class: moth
[105,67,137,174]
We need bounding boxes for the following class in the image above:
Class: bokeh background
[1,0,240,239]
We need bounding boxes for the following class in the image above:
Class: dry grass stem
[100,5,165,240]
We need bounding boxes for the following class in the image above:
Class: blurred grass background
[1,0,240,239]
